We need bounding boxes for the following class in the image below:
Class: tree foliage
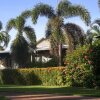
[0,21,10,50]
[21,0,91,65]
[6,16,36,67]
[86,19,100,45]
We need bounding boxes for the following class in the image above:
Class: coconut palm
[6,16,36,67]
[22,0,90,65]
[0,21,10,50]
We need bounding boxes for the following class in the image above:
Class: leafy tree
[6,16,36,67]
[22,0,90,65]
[0,21,10,50]
[64,23,85,50]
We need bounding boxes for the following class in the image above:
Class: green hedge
[0,67,66,86]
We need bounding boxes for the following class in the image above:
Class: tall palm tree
[0,21,10,50]
[6,16,36,67]
[22,0,91,65]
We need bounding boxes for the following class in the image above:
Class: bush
[65,45,95,88]
[0,67,66,86]
[89,41,100,87]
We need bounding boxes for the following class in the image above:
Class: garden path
[1,92,100,100]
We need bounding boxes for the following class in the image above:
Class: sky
[0,0,99,50]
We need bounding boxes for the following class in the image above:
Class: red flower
[88,60,92,64]
[84,56,88,60]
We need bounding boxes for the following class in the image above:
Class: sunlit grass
[0,85,100,97]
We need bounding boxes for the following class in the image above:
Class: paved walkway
[6,94,100,100]
[0,92,100,100]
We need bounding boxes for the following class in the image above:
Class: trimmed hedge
[0,67,66,86]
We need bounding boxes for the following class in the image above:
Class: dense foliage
[90,41,100,87]
[6,16,36,67]
[0,67,66,86]
[21,0,90,65]
[11,35,30,67]
[0,21,10,50]
[65,45,94,88]
[65,43,100,88]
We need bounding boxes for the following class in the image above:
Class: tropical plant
[6,16,36,67]
[21,0,91,65]
[0,21,10,50]
[86,20,100,45]
[64,23,85,50]
[65,45,95,88]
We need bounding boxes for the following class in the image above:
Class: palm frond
[6,18,16,32]
[92,19,100,26]
[15,16,25,33]
[0,31,10,48]
[86,23,100,44]
[98,0,100,9]
[24,26,36,48]
[57,0,71,16]
[0,21,2,30]
[57,1,91,25]
[32,3,55,24]
[91,25,100,34]
[21,10,32,19]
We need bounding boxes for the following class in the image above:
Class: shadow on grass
[1,69,42,85]
[0,86,100,97]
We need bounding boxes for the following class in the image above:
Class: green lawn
[0,96,8,100]
[0,85,100,97]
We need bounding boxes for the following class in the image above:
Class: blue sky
[0,0,99,50]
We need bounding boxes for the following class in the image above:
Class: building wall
[37,39,50,49]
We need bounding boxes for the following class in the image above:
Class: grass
[0,85,100,97]
[0,96,8,100]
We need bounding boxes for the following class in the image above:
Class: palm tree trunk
[58,43,62,66]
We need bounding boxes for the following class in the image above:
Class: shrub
[89,41,100,87]
[0,67,66,86]
[65,45,95,88]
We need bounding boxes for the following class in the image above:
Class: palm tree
[87,20,100,45]
[22,0,90,65]
[6,16,36,67]
[86,0,100,44]
[0,21,10,50]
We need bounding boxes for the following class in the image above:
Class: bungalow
[36,38,68,63]
[0,38,68,69]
